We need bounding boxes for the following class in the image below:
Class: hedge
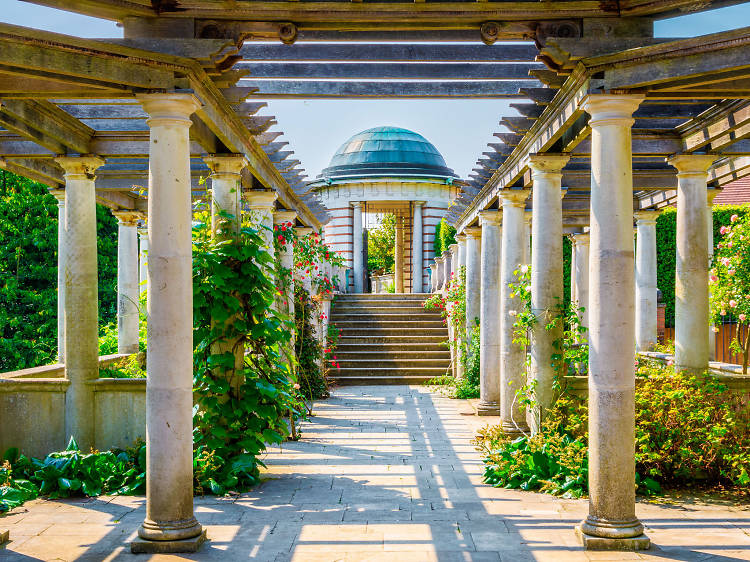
[434,218,457,257]
[0,171,118,372]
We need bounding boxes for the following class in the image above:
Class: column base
[475,401,500,416]
[131,528,206,554]
[1,528,9,545]
[501,421,529,437]
[576,526,650,551]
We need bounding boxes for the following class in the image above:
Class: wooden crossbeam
[0,99,94,154]
[238,62,544,80]
[239,43,539,63]
[239,80,539,98]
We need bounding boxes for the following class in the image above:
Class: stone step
[331,374,438,386]
[336,293,430,300]
[335,349,450,358]
[332,320,446,329]
[337,358,450,369]
[338,327,448,337]
[331,306,436,315]
[338,335,447,345]
[331,313,442,323]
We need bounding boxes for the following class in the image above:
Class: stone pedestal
[352,202,364,293]
[634,211,659,352]
[499,190,531,435]
[477,211,502,416]
[135,93,204,551]
[54,155,105,451]
[434,256,445,292]
[50,189,66,363]
[113,211,142,354]
[412,201,425,293]
[580,93,649,550]
[528,153,568,432]
[669,154,716,373]
[464,227,482,341]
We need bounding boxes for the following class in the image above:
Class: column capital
[244,189,277,210]
[203,154,247,177]
[54,155,105,178]
[413,200,426,207]
[49,188,66,203]
[528,153,570,174]
[435,255,445,264]
[572,231,590,246]
[667,153,717,175]
[581,94,644,126]
[479,209,502,226]
[273,210,297,225]
[707,188,720,205]
[447,243,459,255]
[499,188,530,207]
[136,93,201,126]
[634,210,660,226]
[138,226,148,237]
[456,232,467,242]
[351,201,363,209]
[112,209,144,226]
[464,226,482,238]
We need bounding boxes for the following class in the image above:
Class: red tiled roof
[714,176,750,205]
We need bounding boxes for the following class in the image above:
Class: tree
[367,213,395,273]
[710,212,750,373]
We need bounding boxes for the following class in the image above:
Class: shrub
[295,285,329,401]
[434,218,456,256]
[367,213,395,273]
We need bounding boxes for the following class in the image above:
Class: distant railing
[662,322,748,365]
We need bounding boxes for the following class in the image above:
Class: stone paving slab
[1,385,749,561]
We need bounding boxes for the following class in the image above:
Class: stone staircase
[329,293,451,385]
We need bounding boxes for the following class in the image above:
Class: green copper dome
[319,126,457,181]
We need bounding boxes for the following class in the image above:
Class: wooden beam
[239,80,539,98]
[238,62,543,80]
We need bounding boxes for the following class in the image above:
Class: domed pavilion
[310,126,460,293]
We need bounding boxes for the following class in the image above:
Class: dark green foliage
[1,438,145,512]
[192,216,301,494]
[295,285,329,400]
[562,235,571,309]
[0,170,118,372]
[656,205,750,328]
[367,213,395,273]
[433,218,456,256]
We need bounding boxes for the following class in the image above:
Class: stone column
[477,210,502,415]
[50,189,66,363]
[395,215,405,293]
[434,256,444,293]
[138,227,148,295]
[523,211,532,265]
[457,234,467,270]
[412,201,425,293]
[245,190,278,260]
[707,188,719,361]
[429,265,436,293]
[54,156,104,450]
[113,211,142,355]
[447,243,459,285]
[634,211,659,352]
[572,232,590,331]
[352,202,364,293]
[579,94,648,549]
[499,190,531,435]
[442,250,452,291]
[669,154,716,373]
[528,153,569,431]
[464,227,482,340]
[134,93,204,551]
[204,154,246,239]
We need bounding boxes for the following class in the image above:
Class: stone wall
[0,356,145,458]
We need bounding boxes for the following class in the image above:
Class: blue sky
[3,1,750,179]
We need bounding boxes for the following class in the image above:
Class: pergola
[2,0,750,553]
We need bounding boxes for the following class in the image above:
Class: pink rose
[731,214,739,223]
[710,275,718,283]
[729,299,738,308]
[721,257,731,267]
[728,270,736,276]
[720,225,728,234]
[721,309,727,316]
[667,359,674,367]
[293,383,301,390]
[740,314,747,322]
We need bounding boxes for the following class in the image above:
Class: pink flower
[667,359,674,367]
[720,225,728,234]
[710,275,718,283]
[731,214,739,223]
[721,309,727,316]
[729,299,738,308]
[728,270,736,276]
[739,314,747,322]
[721,257,731,267]
[293,383,300,390]
[712,326,719,333]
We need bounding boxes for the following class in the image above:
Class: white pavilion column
[54,156,104,450]
[204,154,247,238]
[395,215,405,293]
[634,211,659,352]
[669,154,716,373]
[578,94,648,549]
[434,256,445,293]
[352,202,364,293]
[138,227,148,295]
[499,190,531,435]
[464,227,482,339]
[50,189,66,363]
[457,234,467,271]
[523,211,532,265]
[477,210,502,415]
[134,93,204,551]
[113,211,142,354]
[412,201,425,293]
[707,188,719,361]
[528,153,568,431]
[572,232,590,331]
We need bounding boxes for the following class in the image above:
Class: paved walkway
[1,385,749,561]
